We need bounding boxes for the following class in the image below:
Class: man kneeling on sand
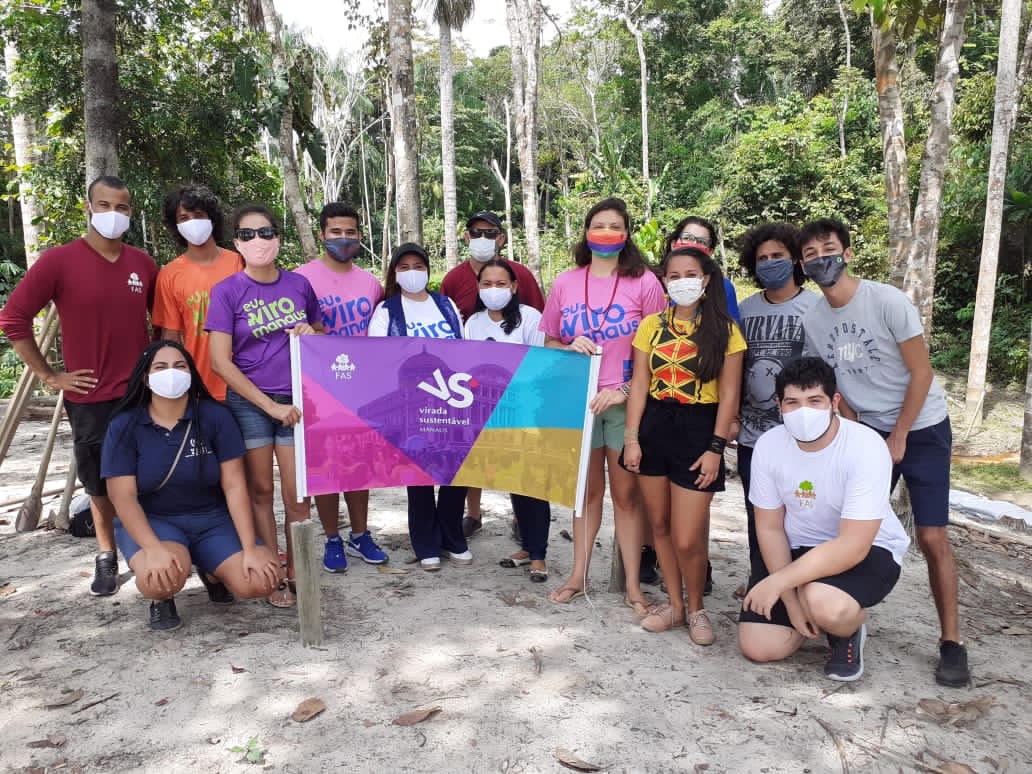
[738,357,909,681]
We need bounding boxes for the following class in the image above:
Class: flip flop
[624,596,657,618]
[550,586,585,604]
[499,554,531,568]
[266,582,295,609]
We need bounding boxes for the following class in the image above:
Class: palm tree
[432,0,475,271]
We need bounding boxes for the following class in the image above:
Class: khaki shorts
[590,402,627,451]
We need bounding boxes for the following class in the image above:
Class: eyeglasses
[676,232,712,247]
[469,228,501,239]
[235,226,279,241]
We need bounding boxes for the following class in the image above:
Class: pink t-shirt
[540,266,667,389]
[294,259,384,336]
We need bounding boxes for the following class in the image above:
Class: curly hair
[162,185,224,249]
[738,222,805,287]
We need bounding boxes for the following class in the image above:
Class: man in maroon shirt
[440,211,546,320]
[440,211,547,537]
[0,176,157,596]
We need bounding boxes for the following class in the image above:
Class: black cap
[465,211,503,230]
[390,242,428,264]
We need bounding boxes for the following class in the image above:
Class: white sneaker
[442,549,473,565]
[420,557,441,572]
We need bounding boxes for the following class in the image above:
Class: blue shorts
[114,510,244,575]
[869,417,952,528]
[224,388,295,450]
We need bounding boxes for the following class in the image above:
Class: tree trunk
[4,40,45,267]
[388,0,422,245]
[622,4,651,220]
[871,18,912,285]
[381,122,395,273]
[439,22,459,270]
[835,0,851,159]
[1022,316,1032,480]
[506,0,543,285]
[81,0,119,184]
[259,0,318,260]
[491,98,515,264]
[900,0,971,335]
[963,0,1022,429]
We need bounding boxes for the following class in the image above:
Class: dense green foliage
[0,0,1029,386]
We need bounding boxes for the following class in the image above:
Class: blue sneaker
[345,531,388,564]
[322,535,349,573]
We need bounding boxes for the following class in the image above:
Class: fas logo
[332,353,357,380]
[418,368,477,409]
[127,272,144,293]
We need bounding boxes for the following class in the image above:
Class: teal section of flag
[484,347,591,431]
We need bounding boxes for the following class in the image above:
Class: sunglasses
[235,226,279,241]
[469,228,501,239]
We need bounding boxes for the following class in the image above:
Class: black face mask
[803,253,846,287]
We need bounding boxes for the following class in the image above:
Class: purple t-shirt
[540,266,667,390]
[294,259,383,336]
[205,270,320,395]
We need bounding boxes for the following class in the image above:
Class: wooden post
[290,520,323,647]
[0,305,59,468]
[607,534,626,593]
[16,392,64,532]
[52,459,78,530]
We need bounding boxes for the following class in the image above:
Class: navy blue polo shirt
[101,399,246,519]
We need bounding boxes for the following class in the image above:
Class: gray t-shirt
[738,288,819,447]
[803,280,947,432]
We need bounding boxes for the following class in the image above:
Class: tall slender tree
[4,39,44,267]
[388,0,422,245]
[506,0,543,281]
[620,0,651,220]
[433,0,475,271]
[964,0,1022,429]
[81,0,119,183]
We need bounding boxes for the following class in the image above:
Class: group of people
[0,177,968,689]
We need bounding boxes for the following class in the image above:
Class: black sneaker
[197,569,234,605]
[89,551,119,596]
[639,545,659,585]
[704,560,714,596]
[149,598,182,631]
[824,624,866,681]
[935,640,970,687]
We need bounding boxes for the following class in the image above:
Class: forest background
[0,0,1029,436]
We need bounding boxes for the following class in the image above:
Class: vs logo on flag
[417,368,476,409]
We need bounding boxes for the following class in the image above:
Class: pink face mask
[237,237,280,267]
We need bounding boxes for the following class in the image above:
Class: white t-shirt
[464,305,545,345]
[368,295,463,338]
[749,417,911,565]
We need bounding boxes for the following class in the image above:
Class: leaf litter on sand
[27,735,66,748]
[554,748,606,772]
[915,696,995,727]
[392,706,442,726]
[43,689,83,709]
[291,698,326,722]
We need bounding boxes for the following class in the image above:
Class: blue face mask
[803,253,847,288]
[325,237,361,263]
[755,258,795,290]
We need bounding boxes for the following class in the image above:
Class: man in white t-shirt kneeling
[738,356,910,682]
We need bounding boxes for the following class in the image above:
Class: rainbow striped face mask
[586,230,626,259]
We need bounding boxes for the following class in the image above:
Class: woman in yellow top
[621,245,746,644]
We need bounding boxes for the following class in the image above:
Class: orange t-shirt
[152,248,243,400]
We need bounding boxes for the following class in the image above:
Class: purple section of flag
[298,337,527,484]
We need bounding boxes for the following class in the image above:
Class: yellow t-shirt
[152,248,243,401]
[632,310,747,404]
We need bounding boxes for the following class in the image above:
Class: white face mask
[149,368,192,400]
[469,237,496,261]
[397,269,429,294]
[479,286,513,311]
[90,207,131,240]
[781,405,833,443]
[667,277,704,307]
[177,218,214,246]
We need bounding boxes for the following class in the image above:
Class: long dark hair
[660,246,734,383]
[572,197,647,278]
[473,259,522,335]
[664,215,718,256]
[111,341,215,476]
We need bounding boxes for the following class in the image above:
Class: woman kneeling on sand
[101,341,282,631]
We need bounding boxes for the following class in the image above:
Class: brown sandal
[266,582,295,609]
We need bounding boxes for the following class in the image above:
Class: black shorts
[64,399,121,497]
[738,545,901,627]
[619,398,724,493]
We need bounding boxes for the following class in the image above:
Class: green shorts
[591,402,627,451]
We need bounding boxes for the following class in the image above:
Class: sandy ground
[2,414,1032,774]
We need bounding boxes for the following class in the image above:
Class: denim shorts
[114,510,244,575]
[224,388,295,450]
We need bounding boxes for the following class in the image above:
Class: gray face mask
[803,253,846,287]
[755,258,794,290]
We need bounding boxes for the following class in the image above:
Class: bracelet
[620,383,630,397]
[708,435,727,454]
